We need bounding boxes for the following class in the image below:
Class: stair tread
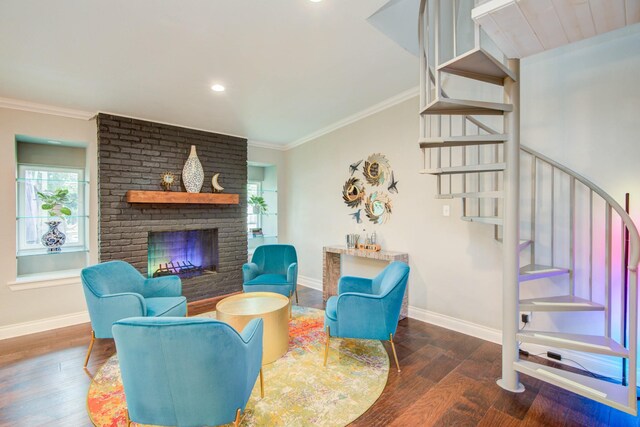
[519,264,570,281]
[518,240,532,250]
[419,134,508,147]
[420,98,513,116]
[437,47,516,85]
[514,360,634,414]
[496,238,532,250]
[520,295,604,312]
[462,216,503,225]
[520,264,569,274]
[421,163,505,175]
[517,331,628,358]
[436,191,504,199]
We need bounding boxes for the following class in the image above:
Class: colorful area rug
[87,306,389,426]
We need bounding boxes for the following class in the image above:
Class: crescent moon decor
[211,173,225,192]
[342,177,365,208]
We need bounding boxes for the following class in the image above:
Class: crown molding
[285,85,419,151]
[0,97,95,120]
[0,86,420,152]
[247,139,288,151]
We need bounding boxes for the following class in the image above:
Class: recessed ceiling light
[309,0,322,2]
[211,84,225,92]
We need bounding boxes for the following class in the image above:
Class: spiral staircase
[418,0,640,415]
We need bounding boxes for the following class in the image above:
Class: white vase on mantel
[182,145,204,193]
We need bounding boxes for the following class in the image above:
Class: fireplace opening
[147,229,218,279]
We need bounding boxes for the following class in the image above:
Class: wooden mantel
[126,190,239,205]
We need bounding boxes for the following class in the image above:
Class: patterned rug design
[87,306,389,426]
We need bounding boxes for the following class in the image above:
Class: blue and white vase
[182,145,204,193]
[42,220,66,253]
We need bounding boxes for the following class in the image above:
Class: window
[17,164,86,253]
[247,181,261,233]
[14,137,89,278]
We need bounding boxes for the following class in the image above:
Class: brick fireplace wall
[97,113,247,301]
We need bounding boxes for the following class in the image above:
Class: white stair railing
[418,0,640,415]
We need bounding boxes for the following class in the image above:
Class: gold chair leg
[323,326,330,367]
[125,409,132,427]
[389,333,401,373]
[259,368,264,399]
[84,330,96,368]
[233,408,242,427]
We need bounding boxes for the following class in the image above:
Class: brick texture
[97,113,247,301]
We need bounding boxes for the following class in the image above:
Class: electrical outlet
[442,205,450,217]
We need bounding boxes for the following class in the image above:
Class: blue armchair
[113,317,264,427]
[81,260,187,367]
[323,261,410,372]
[243,244,298,301]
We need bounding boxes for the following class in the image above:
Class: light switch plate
[442,205,450,217]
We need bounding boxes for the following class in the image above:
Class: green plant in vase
[37,188,73,218]
[249,195,269,215]
[36,188,72,252]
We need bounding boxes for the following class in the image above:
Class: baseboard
[298,275,322,291]
[0,311,90,340]
[407,305,502,344]
[407,305,625,381]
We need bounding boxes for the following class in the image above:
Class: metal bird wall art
[387,171,399,193]
[349,159,363,176]
[349,209,363,224]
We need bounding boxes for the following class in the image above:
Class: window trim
[17,163,87,253]
[247,181,262,232]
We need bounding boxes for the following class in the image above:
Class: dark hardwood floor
[1,286,638,426]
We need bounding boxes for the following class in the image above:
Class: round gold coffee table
[217,292,290,365]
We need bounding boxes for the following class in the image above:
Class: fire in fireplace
[147,229,218,279]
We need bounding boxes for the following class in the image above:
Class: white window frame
[17,164,87,253]
[247,181,262,232]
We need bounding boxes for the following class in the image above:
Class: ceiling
[0,0,419,146]
[473,0,640,58]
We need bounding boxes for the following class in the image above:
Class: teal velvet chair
[323,261,410,372]
[81,260,187,367]
[243,244,298,302]
[113,317,264,427]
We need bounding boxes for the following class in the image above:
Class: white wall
[521,23,640,224]
[282,23,640,377]
[0,108,98,334]
[283,97,505,328]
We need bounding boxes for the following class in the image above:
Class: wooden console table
[322,245,409,319]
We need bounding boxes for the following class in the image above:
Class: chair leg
[259,368,264,398]
[323,326,330,367]
[125,409,132,427]
[389,333,401,373]
[295,288,299,304]
[233,408,242,427]
[84,330,96,368]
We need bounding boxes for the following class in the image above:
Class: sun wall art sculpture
[342,153,398,225]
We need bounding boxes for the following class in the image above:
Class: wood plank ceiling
[472,0,640,58]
